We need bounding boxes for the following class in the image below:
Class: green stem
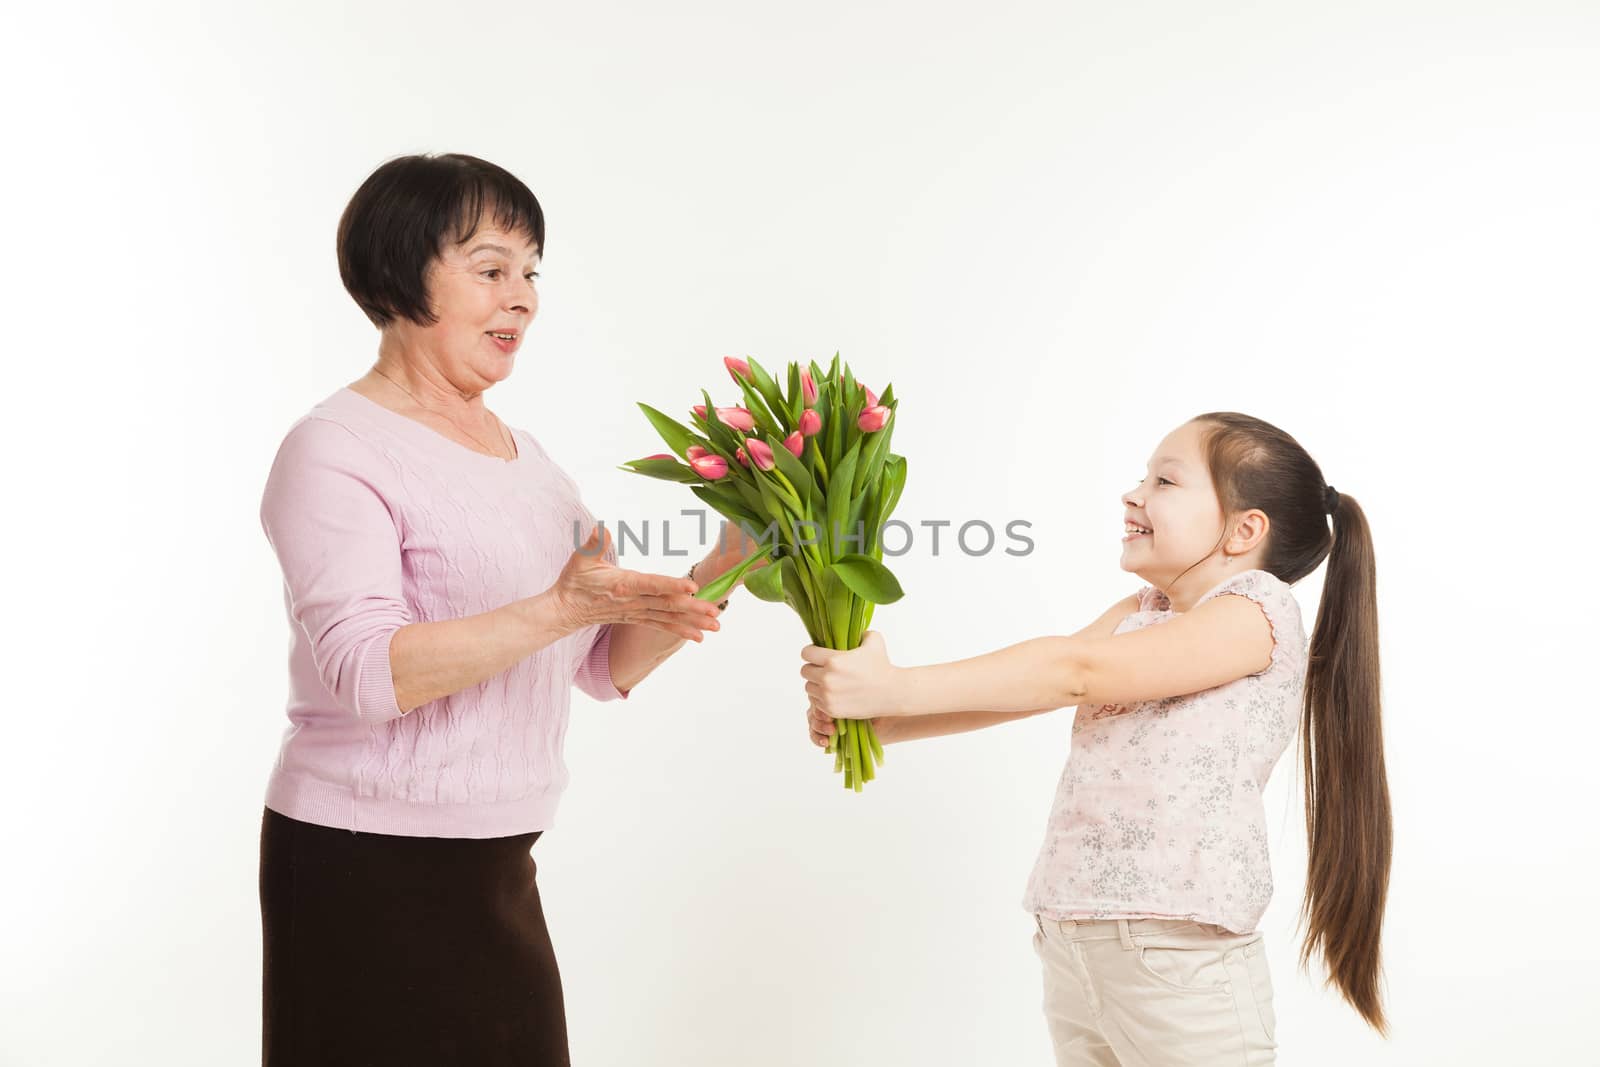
[810,437,830,489]
[766,468,806,519]
[851,717,866,785]
[796,561,833,648]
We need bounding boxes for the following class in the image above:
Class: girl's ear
[1229,509,1271,553]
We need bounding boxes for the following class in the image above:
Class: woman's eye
[526,272,539,281]
[482,269,501,279]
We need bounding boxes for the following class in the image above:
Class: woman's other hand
[552,525,721,642]
[694,519,771,589]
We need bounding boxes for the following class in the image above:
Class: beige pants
[1031,915,1278,1066]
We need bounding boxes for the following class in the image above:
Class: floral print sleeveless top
[1022,568,1308,934]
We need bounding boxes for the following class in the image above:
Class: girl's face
[1121,420,1262,585]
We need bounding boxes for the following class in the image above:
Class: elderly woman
[257,153,745,1066]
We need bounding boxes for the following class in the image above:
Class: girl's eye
[526,272,540,281]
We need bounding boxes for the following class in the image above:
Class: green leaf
[693,542,775,605]
[841,372,866,458]
[768,434,815,516]
[830,554,905,604]
[689,485,765,528]
[733,375,785,437]
[786,362,803,425]
[805,469,828,539]
[827,440,861,558]
[618,457,704,484]
[732,477,770,518]
[637,403,702,457]
[779,556,820,637]
[743,553,786,602]
[751,466,800,525]
[861,480,884,557]
[880,455,907,518]
[853,401,896,497]
[845,489,869,556]
[826,376,843,459]
[822,568,851,650]
[746,356,790,430]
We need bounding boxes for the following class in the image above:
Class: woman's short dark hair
[336,153,545,329]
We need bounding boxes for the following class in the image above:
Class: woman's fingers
[614,570,700,599]
[641,618,704,642]
[621,598,719,627]
[636,601,721,626]
[615,591,719,623]
[633,607,720,641]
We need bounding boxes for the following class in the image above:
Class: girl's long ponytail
[1299,489,1392,1035]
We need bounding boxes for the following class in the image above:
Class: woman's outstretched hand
[799,631,902,721]
[551,524,722,642]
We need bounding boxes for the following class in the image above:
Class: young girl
[801,411,1391,1065]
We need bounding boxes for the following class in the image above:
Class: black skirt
[258,806,570,1067]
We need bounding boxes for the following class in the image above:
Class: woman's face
[1120,420,1232,582]
[399,220,542,389]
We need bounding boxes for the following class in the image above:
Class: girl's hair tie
[1324,484,1340,514]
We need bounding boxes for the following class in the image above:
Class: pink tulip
[798,408,821,437]
[858,405,890,433]
[862,384,878,408]
[783,431,804,458]
[716,406,756,431]
[800,368,817,406]
[685,445,709,461]
[688,454,729,479]
[735,446,750,467]
[691,404,707,419]
[725,356,752,382]
[745,437,776,470]
[645,453,675,461]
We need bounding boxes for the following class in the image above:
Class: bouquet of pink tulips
[619,353,907,791]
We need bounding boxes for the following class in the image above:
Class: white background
[3,1,1595,1064]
